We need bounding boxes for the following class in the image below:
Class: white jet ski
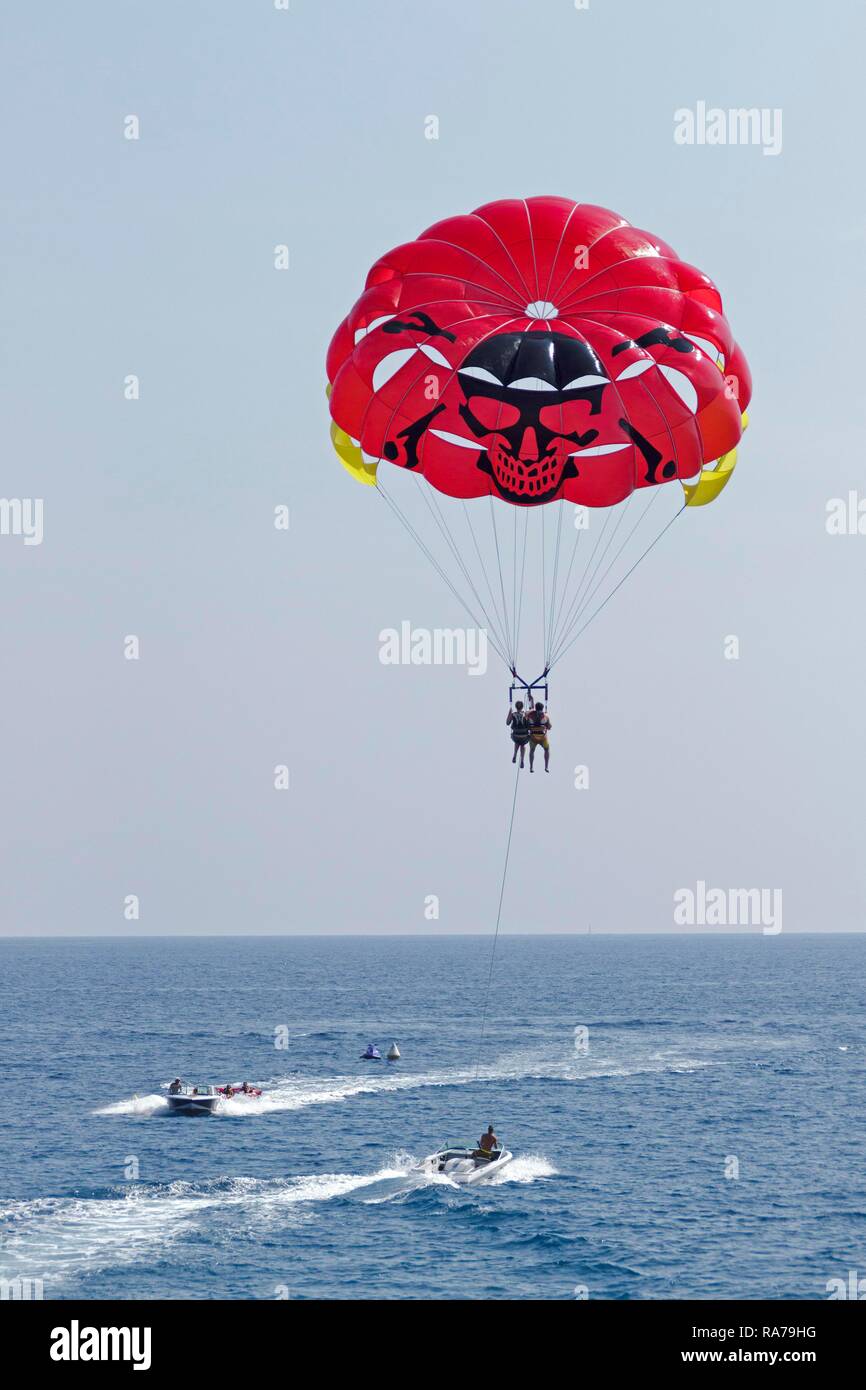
[419,1144,513,1185]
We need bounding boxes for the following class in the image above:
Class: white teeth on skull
[492,453,560,496]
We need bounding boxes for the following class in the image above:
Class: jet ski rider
[474,1124,499,1161]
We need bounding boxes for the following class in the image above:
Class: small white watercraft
[419,1144,513,1185]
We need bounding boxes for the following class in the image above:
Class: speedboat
[419,1144,513,1185]
[165,1084,220,1116]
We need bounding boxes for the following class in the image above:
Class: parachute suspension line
[512,508,518,661]
[458,498,512,665]
[375,482,511,669]
[576,495,634,610]
[474,759,521,1082]
[418,482,507,651]
[550,494,636,659]
[513,508,530,665]
[551,503,687,668]
[548,505,615,660]
[540,509,547,679]
[544,500,566,670]
[552,490,663,662]
[488,498,515,669]
[549,513,583,655]
[412,478,510,661]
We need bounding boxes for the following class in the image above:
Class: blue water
[1,935,864,1300]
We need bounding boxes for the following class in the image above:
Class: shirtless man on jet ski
[473,1124,499,1160]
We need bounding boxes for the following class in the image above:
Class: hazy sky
[3,0,865,935]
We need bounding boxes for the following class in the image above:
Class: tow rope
[474,760,521,1081]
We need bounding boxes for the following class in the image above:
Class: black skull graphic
[456,332,610,503]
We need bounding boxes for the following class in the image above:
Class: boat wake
[95,1093,169,1117]
[360,1149,556,1202]
[95,1049,710,1119]
[487,1153,556,1184]
[0,1147,560,1287]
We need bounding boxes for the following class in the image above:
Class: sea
[1,934,864,1301]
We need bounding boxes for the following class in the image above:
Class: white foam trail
[273,1166,410,1204]
[94,1093,168,1117]
[0,1166,418,1286]
[0,1190,195,1282]
[0,1145,557,1287]
[97,1050,710,1120]
[489,1153,556,1184]
[361,1151,555,1197]
[239,1068,477,1113]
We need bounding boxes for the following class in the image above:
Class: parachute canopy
[326,197,751,510]
[325,198,751,679]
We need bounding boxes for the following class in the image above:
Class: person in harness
[528,702,551,773]
[506,700,531,767]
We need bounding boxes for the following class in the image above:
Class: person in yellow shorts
[528,702,551,773]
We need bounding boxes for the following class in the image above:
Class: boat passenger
[169,1078,182,1095]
